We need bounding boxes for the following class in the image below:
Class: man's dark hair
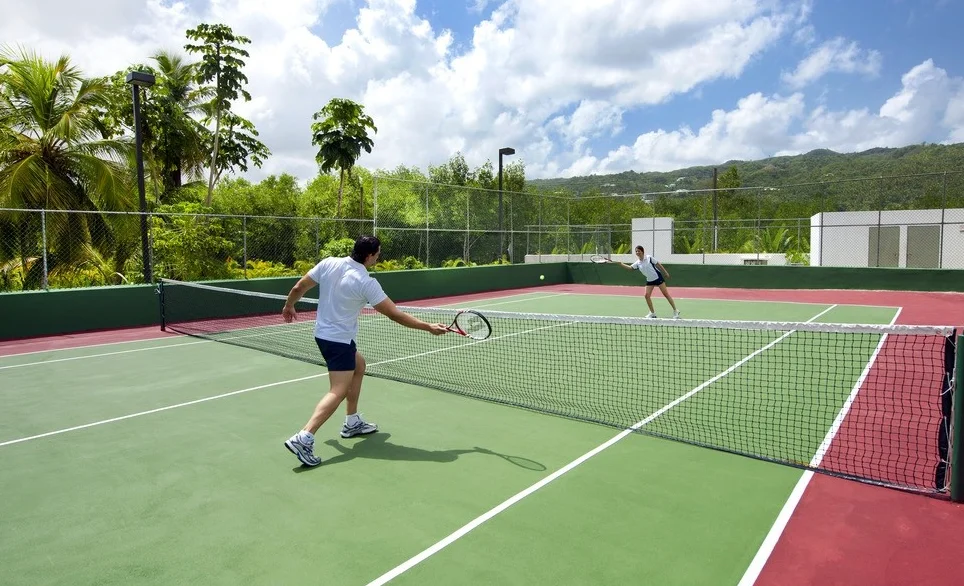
[351,235,381,263]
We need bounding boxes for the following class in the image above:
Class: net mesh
[158,279,958,494]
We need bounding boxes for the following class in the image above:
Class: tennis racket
[445,310,492,340]
[589,254,612,264]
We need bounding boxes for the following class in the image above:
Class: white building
[810,208,964,268]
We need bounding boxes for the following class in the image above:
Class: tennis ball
[540,275,545,280]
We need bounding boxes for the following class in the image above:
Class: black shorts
[646,271,665,287]
[315,338,357,371]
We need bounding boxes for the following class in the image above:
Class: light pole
[498,146,515,262]
[126,71,155,283]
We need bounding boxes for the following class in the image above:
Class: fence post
[41,210,49,290]
[876,176,883,268]
[952,334,963,503]
[425,183,430,267]
[538,195,542,262]
[940,172,947,269]
[243,216,248,279]
[372,175,379,238]
[566,200,571,262]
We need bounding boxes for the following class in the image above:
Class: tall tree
[97,53,211,201]
[310,98,376,218]
[0,47,134,287]
[149,51,211,195]
[199,107,269,190]
[184,23,253,205]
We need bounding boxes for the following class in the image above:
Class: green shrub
[320,237,356,259]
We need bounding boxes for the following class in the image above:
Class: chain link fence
[3,171,964,291]
[0,208,372,291]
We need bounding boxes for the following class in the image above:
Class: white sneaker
[341,414,378,438]
[284,431,322,467]
[673,311,681,319]
[646,312,657,318]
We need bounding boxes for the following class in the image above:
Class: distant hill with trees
[528,143,964,195]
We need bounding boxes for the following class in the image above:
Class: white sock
[298,430,314,442]
[346,414,360,425]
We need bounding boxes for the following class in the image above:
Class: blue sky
[4,0,964,180]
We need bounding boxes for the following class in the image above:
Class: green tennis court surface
[0,291,918,585]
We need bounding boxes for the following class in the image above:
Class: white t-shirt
[306,256,388,344]
[630,255,662,282]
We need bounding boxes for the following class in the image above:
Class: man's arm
[656,262,670,279]
[373,298,448,335]
[282,274,317,322]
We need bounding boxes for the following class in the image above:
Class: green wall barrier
[0,263,568,341]
[569,263,964,292]
[372,262,568,302]
[3,262,963,341]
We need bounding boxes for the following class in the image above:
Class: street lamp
[126,71,155,283]
[498,146,515,262]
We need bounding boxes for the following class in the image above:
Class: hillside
[528,143,964,195]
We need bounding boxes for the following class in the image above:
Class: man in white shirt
[617,245,680,319]
[280,235,448,467]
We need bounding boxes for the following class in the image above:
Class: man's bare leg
[304,371,354,435]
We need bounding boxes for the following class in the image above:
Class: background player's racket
[590,254,612,264]
[445,310,492,340]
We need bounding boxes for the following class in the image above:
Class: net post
[157,279,167,332]
[952,334,964,503]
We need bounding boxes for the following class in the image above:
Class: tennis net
[157,278,959,495]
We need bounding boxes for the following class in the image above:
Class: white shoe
[646,312,657,318]
[673,311,681,319]
[341,414,378,438]
[284,431,322,467]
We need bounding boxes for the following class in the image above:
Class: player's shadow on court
[292,433,546,472]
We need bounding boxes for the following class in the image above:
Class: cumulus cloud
[1,0,960,183]
[782,36,882,88]
[581,59,964,174]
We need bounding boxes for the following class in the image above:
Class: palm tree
[0,47,134,288]
[311,98,376,219]
[149,51,211,196]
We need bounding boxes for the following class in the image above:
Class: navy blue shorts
[646,271,665,287]
[315,338,357,371]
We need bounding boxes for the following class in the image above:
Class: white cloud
[1,0,960,185]
[782,36,882,88]
[792,24,816,46]
[943,87,964,144]
[583,92,807,174]
[578,59,964,174]
[0,0,796,181]
[786,59,960,152]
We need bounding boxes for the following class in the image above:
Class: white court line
[0,340,212,371]
[0,291,557,370]
[557,291,899,309]
[735,306,901,586]
[0,333,188,359]
[0,316,573,448]
[443,292,567,308]
[364,304,839,586]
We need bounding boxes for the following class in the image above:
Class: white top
[307,256,388,343]
[630,255,661,281]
